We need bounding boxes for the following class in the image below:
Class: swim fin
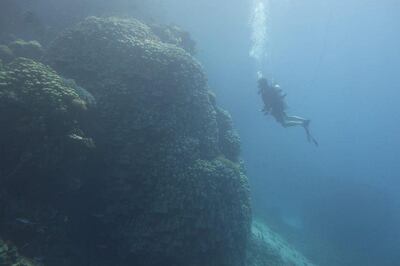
[303,120,319,147]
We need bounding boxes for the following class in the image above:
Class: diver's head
[258,77,269,89]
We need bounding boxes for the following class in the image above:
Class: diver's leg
[281,120,305,128]
[286,115,308,122]
[280,113,307,127]
[282,114,318,146]
[286,114,311,128]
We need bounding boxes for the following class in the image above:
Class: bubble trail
[249,0,270,76]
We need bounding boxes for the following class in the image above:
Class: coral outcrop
[0,15,253,266]
[8,40,44,61]
[247,219,316,266]
[0,58,94,264]
[0,58,93,187]
[0,40,44,64]
[47,17,218,161]
[150,24,197,55]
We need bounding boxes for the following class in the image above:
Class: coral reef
[0,14,315,266]
[0,58,93,178]
[0,238,39,266]
[0,39,44,65]
[150,24,197,55]
[8,40,44,61]
[49,16,251,265]
[46,16,219,164]
[0,45,14,63]
[247,235,285,266]
[0,58,95,264]
[216,108,242,162]
[247,219,316,266]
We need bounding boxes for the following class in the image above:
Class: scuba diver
[258,76,319,146]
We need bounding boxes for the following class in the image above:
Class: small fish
[16,218,35,225]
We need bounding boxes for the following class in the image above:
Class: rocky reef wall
[0,17,251,266]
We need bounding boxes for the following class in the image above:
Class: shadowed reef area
[0,16,313,266]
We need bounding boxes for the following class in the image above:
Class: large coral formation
[150,23,197,55]
[47,17,217,160]
[0,58,94,264]
[0,58,93,181]
[12,16,252,265]
[0,16,252,266]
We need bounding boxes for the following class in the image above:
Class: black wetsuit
[258,78,287,124]
[258,78,319,146]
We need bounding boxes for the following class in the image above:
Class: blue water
[2,0,399,265]
[163,0,400,265]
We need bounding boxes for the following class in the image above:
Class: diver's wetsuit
[259,78,292,125]
[258,77,318,146]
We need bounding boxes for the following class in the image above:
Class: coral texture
[0,238,39,266]
[47,16,251,265]
[8,40,44,61]
[0,45,14,63]
[150,23,197,55]
[0,58,94,264]
[0,58,93,184]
